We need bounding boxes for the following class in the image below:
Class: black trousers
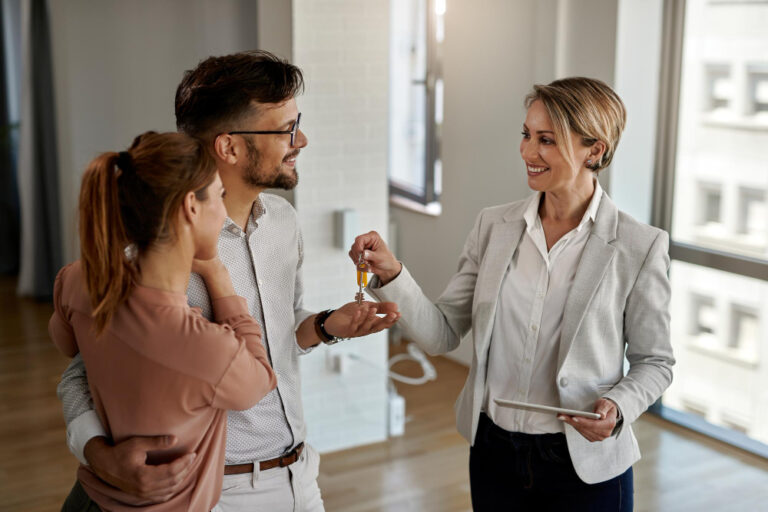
[61,481,101,512]
[470,413,633,511]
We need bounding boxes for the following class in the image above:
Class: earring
[586,159,593,166]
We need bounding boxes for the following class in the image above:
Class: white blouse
[483,181,603,434]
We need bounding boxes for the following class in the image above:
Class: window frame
[650,0,768,459]
[388,0,442,213]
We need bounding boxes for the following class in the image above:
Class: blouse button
[559,377,569,387]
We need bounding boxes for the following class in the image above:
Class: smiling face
[236,98,308,190]
[520,100,596,195]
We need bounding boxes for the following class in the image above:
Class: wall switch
[334,209,358,249]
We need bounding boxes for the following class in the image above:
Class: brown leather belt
[224,442,305,475]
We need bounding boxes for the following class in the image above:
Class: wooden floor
[2,273,768,511]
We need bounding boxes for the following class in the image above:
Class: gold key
[356,254,369,305]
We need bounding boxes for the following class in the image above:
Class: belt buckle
[278,449,295,468]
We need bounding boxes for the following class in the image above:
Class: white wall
[611,0,664,225]
[292,0,391,452]
[391,0,621,366]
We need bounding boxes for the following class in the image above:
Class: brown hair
[524,77,626,172]
[175,50,305,139]
[78,131,217,333]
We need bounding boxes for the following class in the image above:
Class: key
[356,254,370,305]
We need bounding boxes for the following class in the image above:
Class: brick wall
[292,0,391,453]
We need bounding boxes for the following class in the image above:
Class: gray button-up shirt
[59,193,315,464]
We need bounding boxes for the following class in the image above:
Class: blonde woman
[351,77,674,510]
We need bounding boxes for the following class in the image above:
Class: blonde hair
[524,77,626,172]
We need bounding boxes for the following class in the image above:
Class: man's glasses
[228,113,302,147]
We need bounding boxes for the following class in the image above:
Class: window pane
[670,0,768,261]
[663,0,768,451]
[389,0,427,197]
[665,260,768,443]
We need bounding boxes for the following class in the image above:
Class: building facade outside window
[656,0,768,454]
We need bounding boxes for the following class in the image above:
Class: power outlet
[388,392,405,437]
[325,351,348,374]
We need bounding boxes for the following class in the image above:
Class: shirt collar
[523,179,603,232]
[221,196,267,235]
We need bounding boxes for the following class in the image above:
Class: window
[748,67,768,115]
[729,304,759,354]
[681,399,708,419]
[704,64,732,113]
[388,0,444,214]
[697,183,722,225]
[737,187,766,237]
[689,293,716,337]
[721,414,749,435]
[655,0,768,457]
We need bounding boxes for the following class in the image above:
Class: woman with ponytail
[49,132,277,511]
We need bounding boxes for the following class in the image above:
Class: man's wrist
[83,436,110,467]
[67,409,108,465]
[314,309,342,345]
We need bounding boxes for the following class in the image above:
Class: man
[58,50,399,511]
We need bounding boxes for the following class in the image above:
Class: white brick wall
[292,0,391,453]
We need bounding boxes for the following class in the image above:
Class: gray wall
[391,0,621,365]
[50,0,273,262]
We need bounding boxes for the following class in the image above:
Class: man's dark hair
[175,50,304,138]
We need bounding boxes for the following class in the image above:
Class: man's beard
[243,139,299,190]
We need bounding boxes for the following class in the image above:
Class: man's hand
[83,435,196,503]
[558,398,618,442]
[325,301,401,339]
[349,231,402,285]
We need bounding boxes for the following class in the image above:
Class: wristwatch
[314,309,342,345]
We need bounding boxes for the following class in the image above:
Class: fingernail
[573,418,580,423]
[364,250,371,259]
[557,415,565,420]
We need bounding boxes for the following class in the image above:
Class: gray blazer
[368,193,675,484]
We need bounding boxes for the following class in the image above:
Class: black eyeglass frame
[227,112,302,147]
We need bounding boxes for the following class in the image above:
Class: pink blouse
[49,261,277,511]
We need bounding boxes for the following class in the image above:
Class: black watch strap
[314,309,341,345]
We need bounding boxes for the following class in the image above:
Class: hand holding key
[349,231,402,286]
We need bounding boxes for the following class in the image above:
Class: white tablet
[493,398,602,420]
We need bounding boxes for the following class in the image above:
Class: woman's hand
[192,257,235,299]
[349,231,402,285]
[558,398,618,442]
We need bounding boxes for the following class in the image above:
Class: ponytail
[77,131,217,334]
[78,152,135,334]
